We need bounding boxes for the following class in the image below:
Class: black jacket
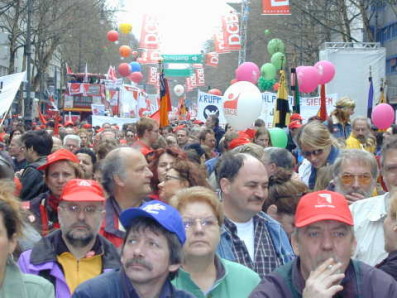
[377,251,397,281]
[20,156,48,201]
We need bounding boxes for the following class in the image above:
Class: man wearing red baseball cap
[18,179,120,298]
[249,190,397,297]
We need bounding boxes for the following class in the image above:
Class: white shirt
[232,218,255,261]
[349,193,389,266]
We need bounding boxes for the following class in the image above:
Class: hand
[345,193,366,204]
[302,258,344,298]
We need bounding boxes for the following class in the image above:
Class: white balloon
[222,81,262,130]
[174,84,185,97]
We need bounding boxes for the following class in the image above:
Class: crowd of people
[0,102,397,297]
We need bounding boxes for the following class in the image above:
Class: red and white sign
[262,0,291,15]
[139,15,160,49]
[147,67,159,86]
[221,13,241,51]
[205,52,219,67]
[214,31,230,54]
[138,49,161,64]
[195,66,205,87]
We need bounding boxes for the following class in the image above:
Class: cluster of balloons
[117,61,143,83]
[296,61,336,93]
[257,38,286,92]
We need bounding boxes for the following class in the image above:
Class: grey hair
[332,149,378,180]
[101,148,130,195]
[63,134,82,147]
[351,116,371,129]
[263,147,294,170]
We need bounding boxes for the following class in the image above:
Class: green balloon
[264,29,271,35]
[257,77,276,92]
[269,127,288,148]
[267,38,285,55]
[271,52,286,70]
[260,63,276,80]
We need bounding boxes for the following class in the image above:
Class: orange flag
[159,72,171,127]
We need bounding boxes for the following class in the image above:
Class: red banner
[195,66,205,87]
[205,52,219,67]
[221,13,241,51]
[214,32,230,54]
[262,0,291,15]
[139,15,160,49]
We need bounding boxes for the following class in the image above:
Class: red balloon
[119,45,132,58]
[132,50,138,56]
[129,72,143,83]
[208,89,222,96]
[107,30,119,42]
[118,63,131,77]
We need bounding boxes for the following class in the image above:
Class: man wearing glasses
[18,179,120,298]
[332,149,379,204]
[350,136,397,266]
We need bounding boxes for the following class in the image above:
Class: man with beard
[332,149,379,204]
[216,152,294,278]
[73,200,194,298]
[345,117,376,153]
[18,179,120,298]
[249,190,397,297]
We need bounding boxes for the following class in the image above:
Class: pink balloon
[297,66,320,93]
[235,62,260,84]
[314,60,336,84]
[371,103,395,129]
[118,63,131,77]
[129,71,143,83]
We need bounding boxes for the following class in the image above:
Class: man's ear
[113,174,125,187]
[169,263,180,273]
[266,204,278,218]
[219,177,231,195]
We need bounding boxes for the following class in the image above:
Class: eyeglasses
[61,205,103,215]
[340,173,372,185]
[163,175,184,182]
[301,149,324,158]
[183,217,218,230]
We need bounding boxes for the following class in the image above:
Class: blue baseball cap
[120,200,186,245]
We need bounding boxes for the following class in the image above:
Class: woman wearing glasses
[158,158,210,202]
[170,187,260,297]
[297,120,341,190]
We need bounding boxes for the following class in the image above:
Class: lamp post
[24,0,33,129]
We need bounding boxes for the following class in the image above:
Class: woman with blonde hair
[170,186,260,297]
[297,120,340,190]
[326,96,355,139]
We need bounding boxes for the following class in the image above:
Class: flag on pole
[38,110,47,125]
[318,84,327,121]
[273,70,290,128]
[106,66,117,81]
[367,75,374,118]
[65,63,73,74]
[290,68,300,113]
[159,71,171,127]
[378,78,386,104]
[83,63,88,83]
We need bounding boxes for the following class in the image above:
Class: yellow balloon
[119,23,132,34]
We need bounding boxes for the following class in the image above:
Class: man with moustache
[73,200,194,298]
[18,179,120,297]
[216,152,294,278]
[249,190,397,297]
[100,147,153,247]
[332,149,379,204]
[345,117,376,153]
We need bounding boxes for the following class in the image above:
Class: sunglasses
[340,173,372,185]
[301,149,324,158]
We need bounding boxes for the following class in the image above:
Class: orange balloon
[119,45,132,58]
